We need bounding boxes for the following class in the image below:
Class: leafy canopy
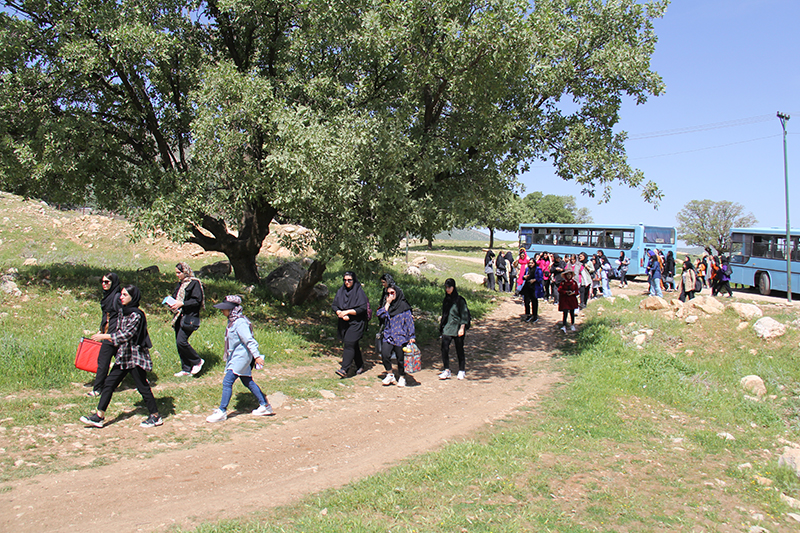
[676,199,758,255]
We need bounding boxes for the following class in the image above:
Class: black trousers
[92,340,116,394]
[97,364,158,415]
[486,272,495,291]
[524,295,539,318]
[340,340,363,372]
[381,343,405,376]
[175,322,202,371]
[441,335,466,372]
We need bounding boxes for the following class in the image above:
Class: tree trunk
[187,199,276,284]
[291,259,327,305]
[488,227,495,249]
[426,237,433,249]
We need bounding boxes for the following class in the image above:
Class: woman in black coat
[332,271,370,378]
[89,272,122,397]
[169,262,205,377]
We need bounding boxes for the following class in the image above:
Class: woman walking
[206,295,274,422]
[617,251,629,287]
[376,282,415,387]
[439,279,470,380]
[331,271,369,378]
[89,272,122,397]
[679,256,697,302]
[170,262,205,377]
[520,256,545,323]
[558,270,580,333]
[81,285,162,428]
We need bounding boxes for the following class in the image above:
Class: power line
[628,114,779,140]
[631,134,780,160]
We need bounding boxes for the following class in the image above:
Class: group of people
[80,262,274,429]
[332,273,471,386]
[677,253,734,301]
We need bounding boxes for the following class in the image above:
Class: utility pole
[778,112,791,303]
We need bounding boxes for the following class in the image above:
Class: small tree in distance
[676,200,757,255]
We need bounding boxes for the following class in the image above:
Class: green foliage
[519,191,594,225]
[676,199,758,255]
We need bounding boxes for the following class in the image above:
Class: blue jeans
[602,278,612,297]
[649,278,663,298]
[219,369,267,411]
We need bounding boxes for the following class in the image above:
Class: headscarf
[121,285,152,349]
[386,283,412,317]
[484,250,495,266]
[504,251,514,265]
[379,272,396,308]
[332,271,369,315]
[440,278,463,330]
[100,272,121,311]
[217,295,252,359]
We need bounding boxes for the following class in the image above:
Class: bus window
[622,231,635,250]
[793,238,800,262]
[752,235,772,258]
[576,229,590,247]
[532,228,544,246]
[644,227,674,245]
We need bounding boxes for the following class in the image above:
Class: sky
[499,0,800,240]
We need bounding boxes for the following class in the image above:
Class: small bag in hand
[180,314,201,332]
[75,337,101,373]
[403,342,421,374]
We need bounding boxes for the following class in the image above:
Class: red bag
[75,338,101,373]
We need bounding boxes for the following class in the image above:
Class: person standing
[484,250,496,291]
[81,285,162,428]
[558,271,580,332]
[600,256,613,298]
[89,273,122,397]
[520,257,545,323]
[695,258,706,292]
[713,257,734,298]
[665,251,676,292]
[438,278,470,380]
[170,262,205,377]
[538,251,551,302]
[646,250,663,298]
[376,282,415,387]
[679,256,697,302]
[549,253,565,304]
[577,252,593,309]
[617,251,630,288]
[331,271,369,378]
[515,248,530,296]
[206,295,274,422]
[495,252,508,292]
[504,251,516,293]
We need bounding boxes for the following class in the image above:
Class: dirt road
[0,297,565,533]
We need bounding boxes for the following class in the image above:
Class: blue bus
[729,227,800,295]
[518,223,677,277]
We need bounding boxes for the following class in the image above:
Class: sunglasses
[388,291,396,295]
[343,278,353,282]
[101,279,111,284]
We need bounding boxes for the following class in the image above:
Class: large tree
[0,0,667,299]
[519,192,594,225]
[676,199,758,255]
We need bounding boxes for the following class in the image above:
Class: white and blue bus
[729,227,800,295]
[518,223,677,277]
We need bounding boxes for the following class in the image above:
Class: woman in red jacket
[558,270,580,333]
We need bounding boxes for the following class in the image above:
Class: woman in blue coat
[520,255,545,323]
[206,295,274,422]
[375,282,415,387]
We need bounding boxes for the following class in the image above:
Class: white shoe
[191,359,205,375]
[382,373,396,386]
[252,405,274,416]
[206,409,227,423]
[570,325,576,332]
[397,376,406,387]
[457,371,465,380]
[438,369,451,380]
[174,370,191,377]
[560,326,567,333]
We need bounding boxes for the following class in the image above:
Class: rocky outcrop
[753,317,787,339]
[264,261,327,301]
[730,302,763,321]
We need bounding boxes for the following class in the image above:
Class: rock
[788,512,800,523]
[263,262,308,299]
[267,391,289,408]
[778,447,800,475]
[730,302,763,321]
[22,258,38,266]
[462,273,486,285]
[738,463,753,470]
[404,265,422,277]
[690,295,725,315]
[309,284,329,301]
[737,322,749,331]
[1,280,21,295]
[748,526,769,533]
[781,493,800,509]
[639,296,669,310]
[753,317,787,339]
[717,432,736,441]
[410,256,427,267]
[685,315,698,324]
[319,390,336,399]
[740,375,767,398]
[685,350,694,356]
[198,261,232,278]
[754,475,773,486]
[618,294,630,301]
[633,334,646,345]
[138,265,160,275]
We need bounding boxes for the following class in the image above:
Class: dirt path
[0,297,568,533]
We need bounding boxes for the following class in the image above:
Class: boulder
[405,265,422,277]
[410,256,428,267]
[264,262,307,299]
[0,279,22,296]
[689,295,725,315]
[740,375,767,398]
[639,296,669,310]
[633,333,647,345]
[198,260,232,278]
[617,294,630,301]
[730,302,763,321]
[753,317,787,339]
[462,273,486,286]
[685,315,698,324]
[22,257,38,266]
[138,265,160,275]
[778,447,800,475]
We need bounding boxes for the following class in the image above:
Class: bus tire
[758,272,771,296]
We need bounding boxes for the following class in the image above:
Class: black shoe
[140,414,163,428]
[530,317,539,324]
[355,367,365,375]
[80,413,104,428]
[335,368,347,379]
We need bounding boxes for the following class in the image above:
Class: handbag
[403,342,421,374]
[180,314,201,331]
[75,337,101,373]
[694,278,703,292]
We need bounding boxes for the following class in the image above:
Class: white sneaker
[206,409,227,423]
[570,325,576,332]
[457,371,465,380]
[252,405,274,416]
[382,373,396,386]
[560,326,567,333]
[438,369,451,380]
[397,376,406,387]
[174,370,191,377]
[191,359,205,375]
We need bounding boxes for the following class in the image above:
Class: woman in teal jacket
[438,278,470,380]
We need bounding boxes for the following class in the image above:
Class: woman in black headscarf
[375,282,415,387]
[332,271,370,378]
[89,272,122,397]
[438,278,470,380]
[483,250,496,291]
[82,285,162,428]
